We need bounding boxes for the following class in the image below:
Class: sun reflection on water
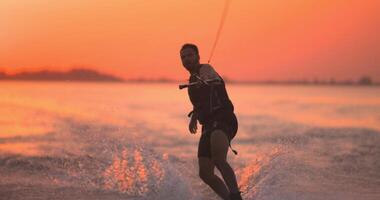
[102,147,165,196]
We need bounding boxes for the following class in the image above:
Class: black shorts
[197,112,238,158]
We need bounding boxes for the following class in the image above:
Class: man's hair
[180,43,199,55]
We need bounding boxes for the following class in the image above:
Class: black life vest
[187,65,234,125]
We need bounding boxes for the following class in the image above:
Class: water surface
[1,81,379,200]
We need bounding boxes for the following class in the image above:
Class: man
[180,43,243,200]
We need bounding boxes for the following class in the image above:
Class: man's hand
[189,116,198,134]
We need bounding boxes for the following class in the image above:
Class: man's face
[180,48,200,72]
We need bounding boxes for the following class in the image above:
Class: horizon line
[0,67,378,84]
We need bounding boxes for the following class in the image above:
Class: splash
[103,147,165,196]
[237,147,285,199]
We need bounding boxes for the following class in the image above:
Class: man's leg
[198,157,230,200]
[210,130,240,194]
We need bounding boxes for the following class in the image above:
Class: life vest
[187,64,234,125]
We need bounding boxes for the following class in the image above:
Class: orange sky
[1,0,379,81]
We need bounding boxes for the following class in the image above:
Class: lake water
[0,81,379,200]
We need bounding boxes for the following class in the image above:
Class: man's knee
[212,158,228,169]
[199,170,215,183]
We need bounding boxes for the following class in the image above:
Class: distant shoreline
[0,68,124,82]
[123,78,380,87]
[0,68,378,86]
[1,80,379,87]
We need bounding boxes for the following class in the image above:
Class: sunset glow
[1,0,379,81]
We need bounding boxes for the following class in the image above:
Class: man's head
[180,43,200,73]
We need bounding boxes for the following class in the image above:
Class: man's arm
[188,108,198,134]
[188,106,199,122]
